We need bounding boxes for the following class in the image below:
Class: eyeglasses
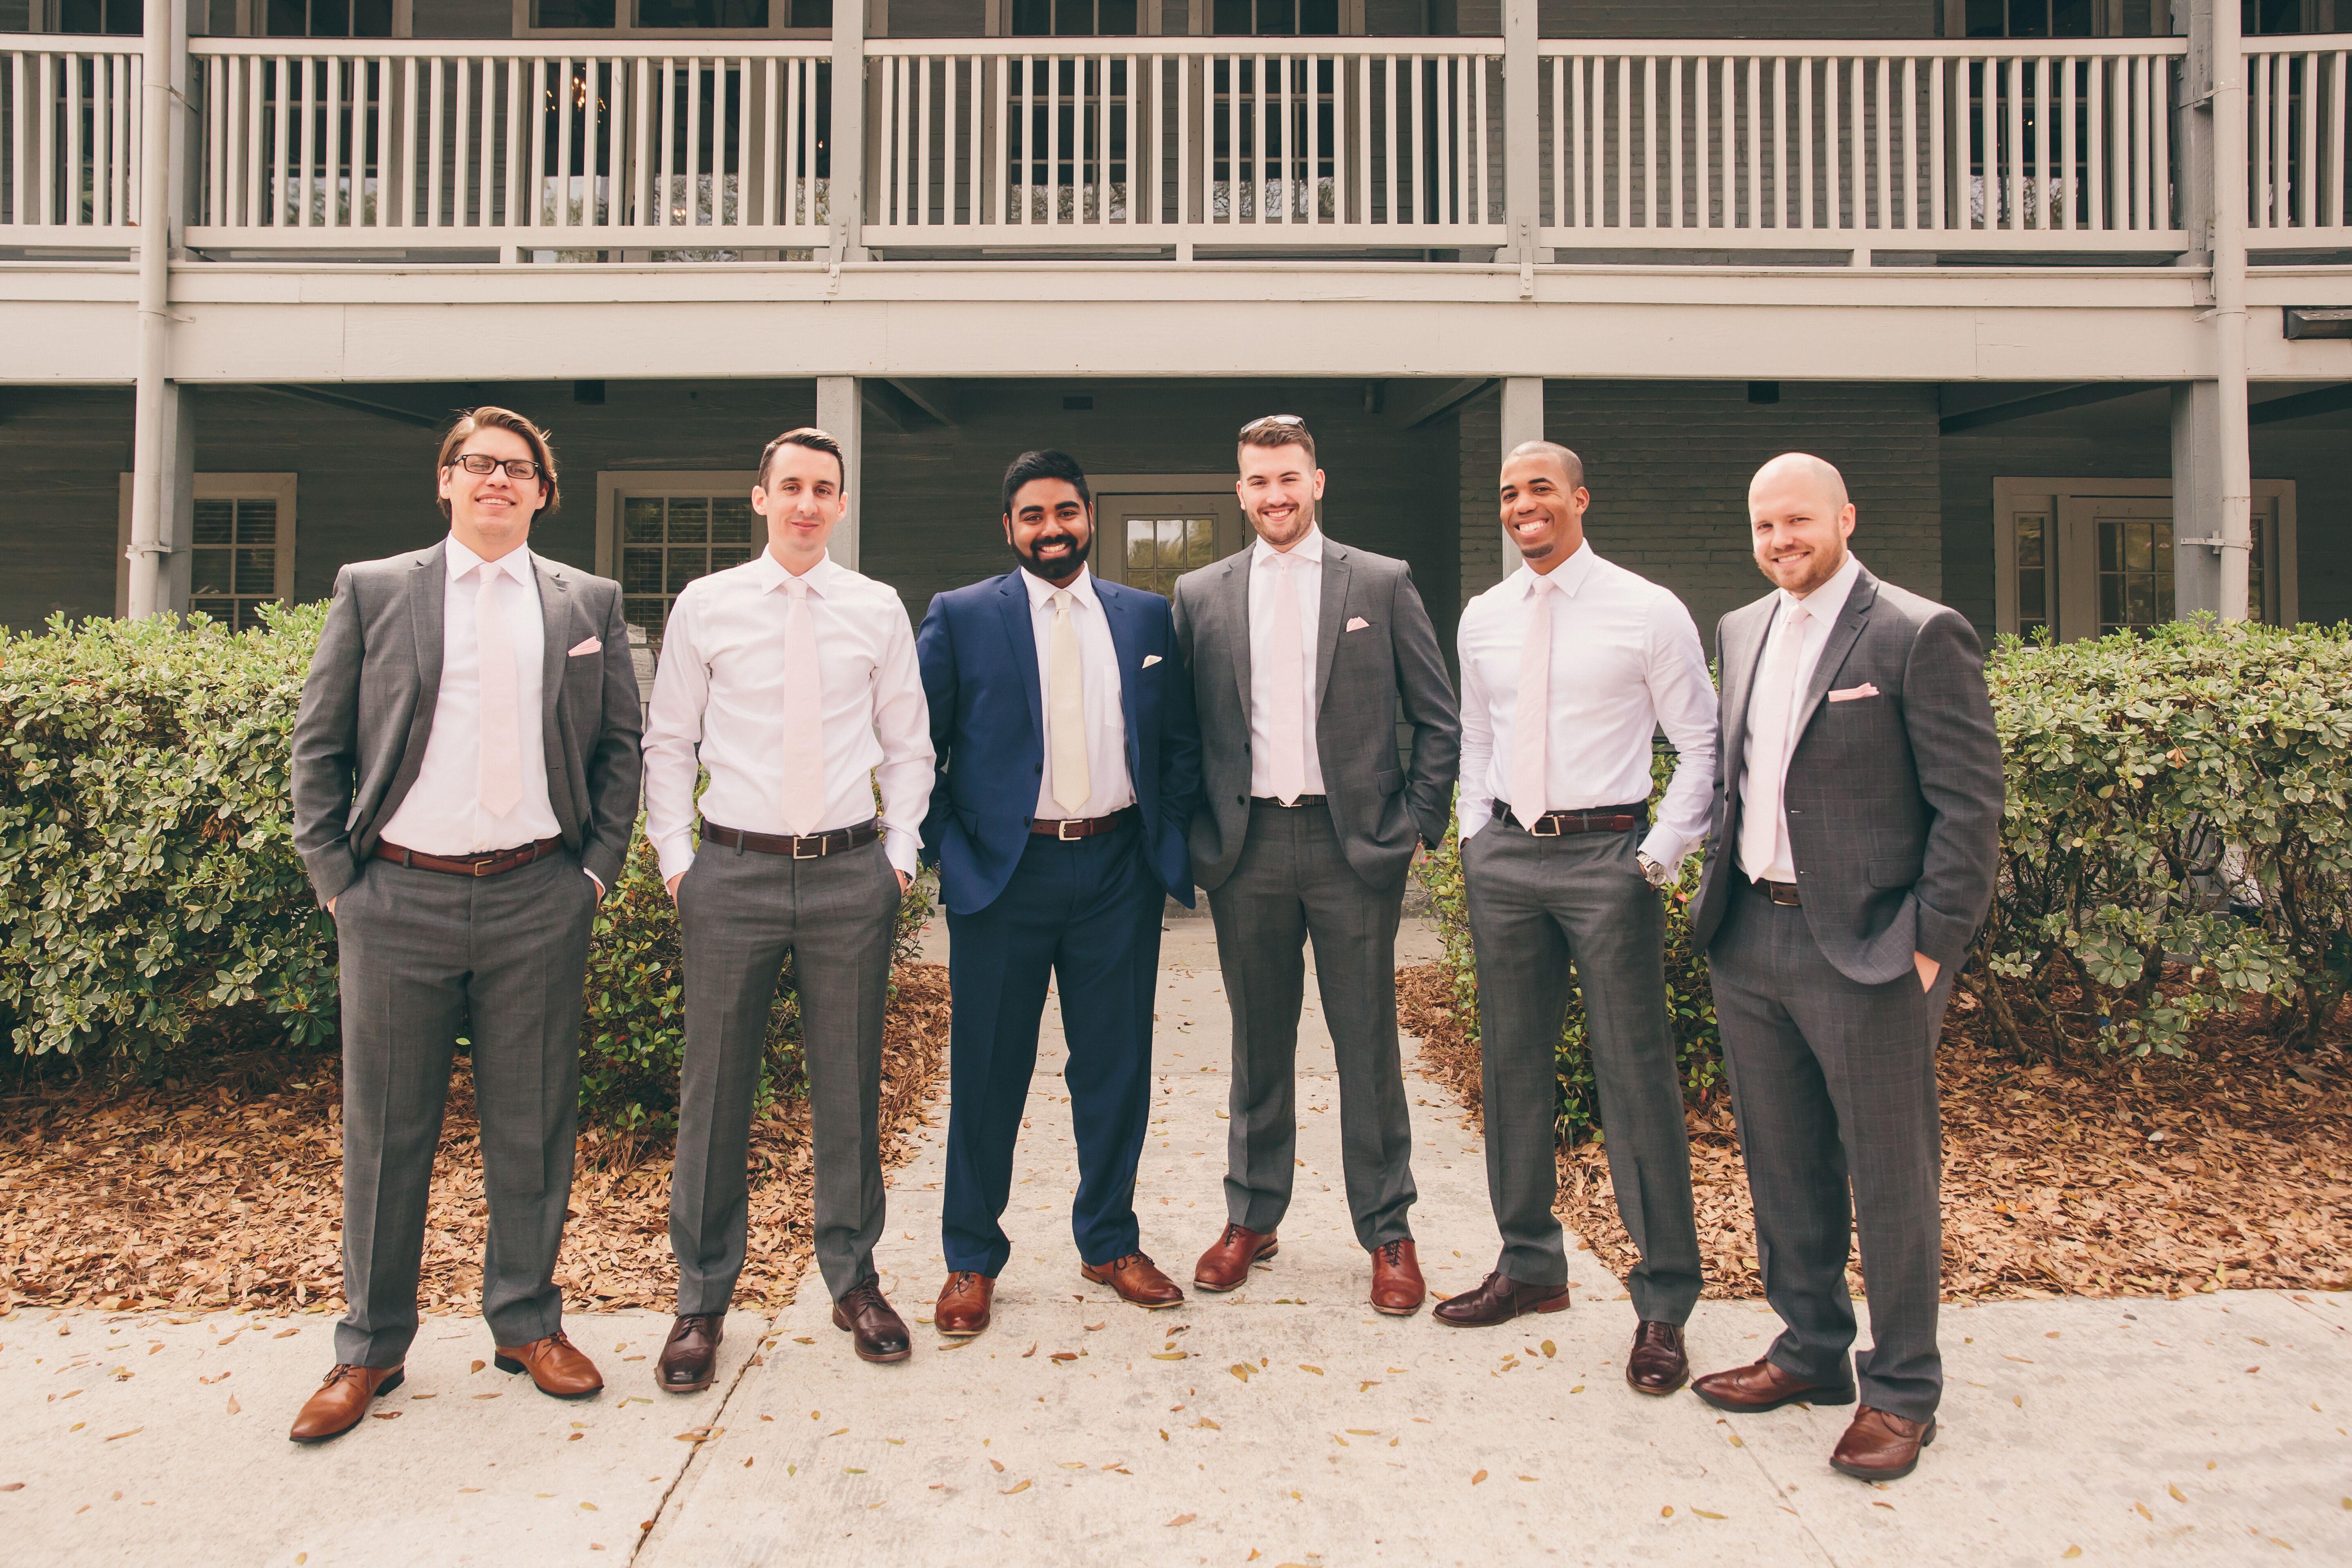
[1239,414,1306,437]
[446,453,546,482]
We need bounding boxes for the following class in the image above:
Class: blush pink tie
[474,563,523,820]
[1264,553,1308,805]
[777,574,827,836]
[1508,572,1556,822]
[1738,602,1811,877]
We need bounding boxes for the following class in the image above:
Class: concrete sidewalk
[1,918,2345,1566]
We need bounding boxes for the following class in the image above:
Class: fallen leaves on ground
[1398,962,2350,1301]
[0,965,950,1314]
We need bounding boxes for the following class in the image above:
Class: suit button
[1034,764,1043,774]
[1236,795,1247,805]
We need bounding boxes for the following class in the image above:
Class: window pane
[2122,521,2152,573]
[1299,0,1339,34]
[1212,0,1252,32]
[2018,568,2046,622]
[1099,0,1138,32]
[2011,0,2050,36]
[623,497,666,543]
[667,497,710,543]
[1013,0,1053,33]
[536,0,621,24]
[709,545,755,572]
[666,548,709,593]
[234,549,277,595]
[1054,0,1093,33]
[637,0,772,25]
[1256,0,1297,34]
[194,598,235,623]
[238,499,278,544]
[788,0,834,24]
[1185,516,1217,565]
[192,550,233,596]
[1965,0,2007,36]
[1126,520,1155,575]
[710,497,758,544]
[2099,575,2122,627]
[624,598,667,638]
[2051,0,2093,35]
[265,0,310,34]
[622,547,664,595]
[2125,575,2155,627]
[2098,518,2120,572]
[194,500,235,547]
[1156,518,1184,566]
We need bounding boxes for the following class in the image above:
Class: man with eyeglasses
[1173,415,1458,1315]
[288,407,642,1442]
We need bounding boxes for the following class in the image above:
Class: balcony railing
[1,32,2348,262]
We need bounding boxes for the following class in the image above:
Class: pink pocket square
[568,637,604,657]
[1827,683,1880,702]
[1345,616,1370,632]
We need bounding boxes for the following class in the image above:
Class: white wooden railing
[2245,36,2351,241]
[0,40,143,244]
[1538,38,2186,253]
[183,37,832,253]
[862,39,1505,250]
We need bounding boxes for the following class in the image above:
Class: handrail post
[831,0,868,261]
[127,0,191,622]
[1502,0,1539,269]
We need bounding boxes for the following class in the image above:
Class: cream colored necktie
[1739,602,1811,875]
[1264,553,1307,804]
[1048,588,1090,816]
[1508,572,1556,821]
[778,574,827,836]
[474,563,522,819]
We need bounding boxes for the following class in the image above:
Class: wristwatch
[1635,851,1673,889]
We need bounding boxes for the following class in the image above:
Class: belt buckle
[1525,812,1562,838]
[793,836,823,859]
[472,856,497,876]
[1058,819,1085,841]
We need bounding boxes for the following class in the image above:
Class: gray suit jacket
[1171,539,1460,892]
[1689,565,2002,986]
[291,541,645,907]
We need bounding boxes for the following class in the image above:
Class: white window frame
[514,0,835,39]
[595,468,765,649]
[1992,476,2299,638]
[1087,471,1250,590]
[116,472,298,622]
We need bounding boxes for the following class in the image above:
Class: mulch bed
[1397,963,2352,1303]
[0,962,950,1317]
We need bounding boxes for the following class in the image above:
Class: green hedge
[0,606,930,1136]
[1418,618,2352,1142]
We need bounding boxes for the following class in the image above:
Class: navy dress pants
[941,822,1165,1277]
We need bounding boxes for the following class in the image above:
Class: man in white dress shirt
[289,407,642,1441]
[642,428,934,1376]
[1436,440,1718,1402]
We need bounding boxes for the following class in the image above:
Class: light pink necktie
[474,563,522,819]
[1738,602,1811,876]
[1264,553,1308,804]
[1509,572,1556,821]
[778,574,827,836]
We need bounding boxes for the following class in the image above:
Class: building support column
[2173,0,2252,621]
[1501,0,1541,276]
[1497,376,1542,570]
[829,0,868,263]
[127,0,190,620]
[818,376,864,570]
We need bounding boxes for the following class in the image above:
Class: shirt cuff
[654,831,697,886]
[885,833,921,881]
[1637,826,1689,875]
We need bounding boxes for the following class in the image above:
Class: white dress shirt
[378,537,561,856]
[1245,525,1328,799]
[1456,543,1720,869]
[1025,566,1135,820]
[643,549,935,883]
[1737,550,1864,884]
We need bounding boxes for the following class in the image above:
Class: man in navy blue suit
[917,449,1202,1338]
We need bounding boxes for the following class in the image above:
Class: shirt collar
[1022,563,1099,612]
[1778,550,1863,627]
[444,535,535,587]
[1251,526,1325,568]
[1519,538,1597,598]
[753,546,840,595]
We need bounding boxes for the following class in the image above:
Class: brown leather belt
[1251,794,1328,808]
[702,817,880,859]
[375,835,564,878]
[1495,802,1647,837]
[1755,878,1802,907]
[1029,805,1140,840]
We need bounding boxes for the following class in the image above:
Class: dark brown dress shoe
[1368,1239,1425,1316]
[657,1313,725,1394]
[1081,1252,1186,1309]
[494,1329,604,1399]
[288,1363,404,1444]
[832,1275,913,1363]
[1691,1357,1855,1414]
[1831,1406,1938,1481]
[1431,1271,1569,1326]
[1626,1321,1690,1396]
[934,1270,995,1338]
[1193,1223,1278,1292]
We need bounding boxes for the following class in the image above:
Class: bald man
[1439,441,1717,1400]
[1687,453,2001,1483]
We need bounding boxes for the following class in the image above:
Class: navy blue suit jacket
[916,570,1201,916]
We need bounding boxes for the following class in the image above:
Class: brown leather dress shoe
[1431,1270,1570,1326]
[1626,1321,1690,1396]
[1690,1357,1856,1414]
[288,1363,404,1444]
[1368,1239,1425,1315]
[1830,1406,1938,1481]
[1081,1252,1186,1309]
[657,1313,724,1394]
[832,1276,913,1363]
[934,1271,995,1338]
[494,1329,604,1399]
[1193,1223,1278,1292]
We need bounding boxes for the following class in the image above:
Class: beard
[1755,536,1848,596]
[1015,529,1091,579]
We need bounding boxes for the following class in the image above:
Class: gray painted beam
[2248,383,2352,424]
[1938,382,2158,434]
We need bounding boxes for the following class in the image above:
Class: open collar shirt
[1244,525,1328,799]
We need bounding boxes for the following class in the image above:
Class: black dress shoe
[832,1276,912,1364]
[1626,1320,1689,1396]
[658,1313,725,1394]
[1431,1270,1570,1326]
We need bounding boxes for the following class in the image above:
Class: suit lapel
[1312,543,1350,713]
[533,554,573,785]
[995,572,1045,749]
[1097,579,1147,784]
[1718,595,1775,796]
[1791,569,1877,744]
[405,543,448,759]
[1221,551,1252,722]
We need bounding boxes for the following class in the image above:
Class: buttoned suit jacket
[1688,564,2002,987]
[914,570,1202,916]
[290,541,645,907]
[1169,539,1459,892]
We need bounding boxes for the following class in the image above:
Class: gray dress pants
[1708,876,1953,1421]
[1461,817,1704,1324]
[331,850,597,1368]
[1207,801,1416,1249]
[671,835,902,1310]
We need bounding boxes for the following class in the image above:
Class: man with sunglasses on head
[288,407,642,1442]
[1173,415,1458,1315]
